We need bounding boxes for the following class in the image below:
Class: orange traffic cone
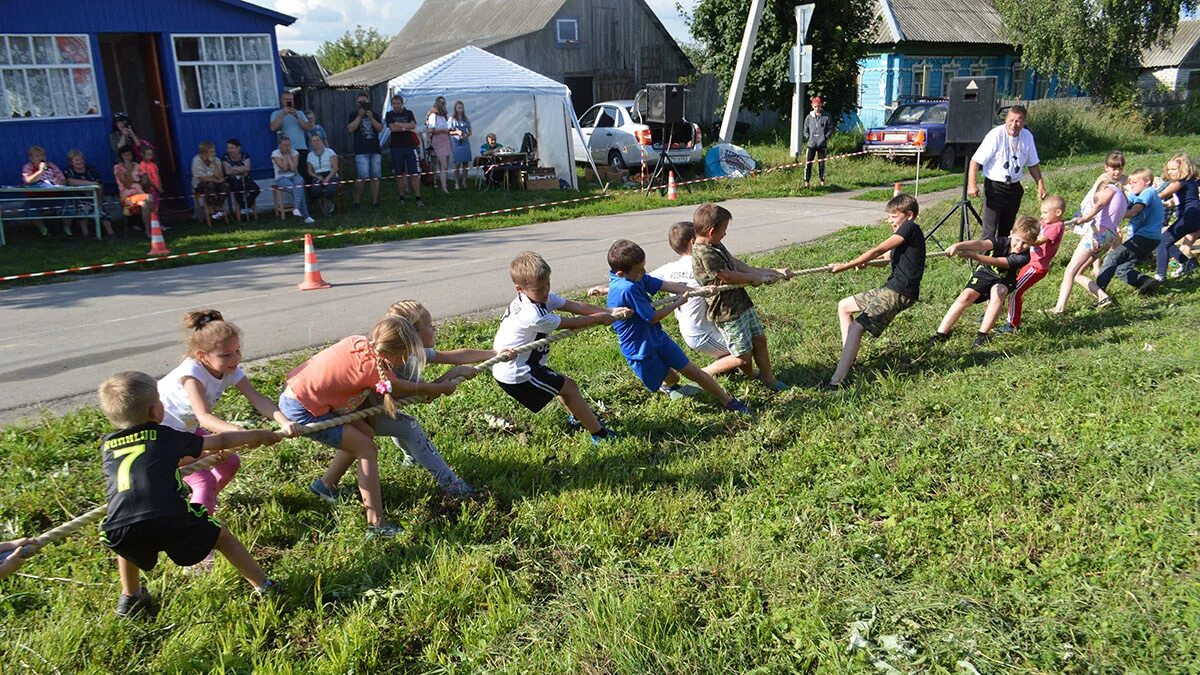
[297,233,332,291]
[147,213,170,256]
[893,182,903,197]
[667,171,678,201]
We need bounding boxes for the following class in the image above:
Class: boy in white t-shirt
[492,252,628,445]
[590,221,753,378]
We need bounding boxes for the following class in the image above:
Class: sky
[259,0,702,56]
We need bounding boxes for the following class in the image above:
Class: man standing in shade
[967,105,1047,239]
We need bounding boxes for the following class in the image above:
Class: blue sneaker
[994,322,1016,335]
[765,380,790,392]
[566,414,583,431]
[590,429,619,445]
[309,478,339,504]
[724,399,751,416]
[366,523,404,540]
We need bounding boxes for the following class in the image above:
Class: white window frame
[940,61,959,97]
[556,19,579,45]
[1011,62,1026,98]
[0,33,101,122]
[911,62,927,97]
[969,60,987,78]
[171,33,277,112]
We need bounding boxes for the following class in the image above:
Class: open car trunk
[648,122,696,149]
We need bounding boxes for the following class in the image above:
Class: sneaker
[292,208,302,217]
[822,381,846,392]
[441,479,479,498]
[303,216,315,224]
[928,332,950,348]
[565,414,583,431]
[62,226,73,237]
[351,202,361,210]
[212,211,224,220]
[763,379,790,392]
[1154,273,1166,283]
[397,197,406,205]
[802,181,810,189]
[366,523,404,540]
[1137,277,1161,295]
[590,428,619,445]
[253,579,279,598]
[972,332,991,348]
[115,588,156,618]
[1180,259,1199,277]
[724,398,751,416]
[325,202,335,216]
[309,478,338,504]
[371,201,381,208]
[1094,296,1116,310]
[240,207,251,216]
[399,450,417,468]
[415,198,426,207]
[994,322,1016,335]
[659,384,688,400]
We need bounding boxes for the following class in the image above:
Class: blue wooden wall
[0,0,290,195]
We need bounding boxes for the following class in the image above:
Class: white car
[573,100,704,171]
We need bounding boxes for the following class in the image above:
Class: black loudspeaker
[644,82,685,125]
[946,76,997,144]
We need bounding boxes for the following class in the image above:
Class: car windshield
[888,104,948,125]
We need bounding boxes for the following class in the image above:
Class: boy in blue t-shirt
[605,239,749,415]
[1087,168,1165,304]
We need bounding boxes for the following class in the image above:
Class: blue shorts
[278,394,343,449]
[390,147,419,175]
[354,153,382,179]
[627,339,690,392]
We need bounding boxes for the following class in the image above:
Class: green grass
[2,165,1199,671]
[0,134,950,284]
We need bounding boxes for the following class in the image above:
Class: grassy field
[2,162,1198,672]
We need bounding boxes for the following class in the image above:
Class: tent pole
[567,99,602,189]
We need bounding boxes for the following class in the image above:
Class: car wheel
[608,150,628,172]
[938,145,956,170]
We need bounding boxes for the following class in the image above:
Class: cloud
[256,0,695,54]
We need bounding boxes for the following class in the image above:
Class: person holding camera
[269,91,315,187]
[109,113,152,163]
[347,91,383,208]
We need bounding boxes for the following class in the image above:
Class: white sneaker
[212,211,224,220]
[1155,274,1166,282]
[292,208,302,217]
[240,207,251,216]
[304,216,315,224]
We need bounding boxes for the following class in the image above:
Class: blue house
[855,0,1077,128]
[0,0,295,198]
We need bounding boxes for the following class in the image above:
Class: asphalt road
[0,193,899,423]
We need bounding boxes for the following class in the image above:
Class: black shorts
[101,507,221,571]
[964,271,1010,303]
[495,364,566,412]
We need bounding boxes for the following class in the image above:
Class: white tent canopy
[385,46,599,189]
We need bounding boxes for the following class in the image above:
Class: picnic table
[0,184,103,246]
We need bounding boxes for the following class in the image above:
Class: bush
[1146,97,1200,136]
[1022,100,1154,158]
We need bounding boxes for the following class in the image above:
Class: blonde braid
[371,344,397,417]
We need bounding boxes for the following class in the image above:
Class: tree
[684,0,878,122]
[993,0,1198,102]
[315,26,391,75]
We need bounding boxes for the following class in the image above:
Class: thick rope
[5,249,954,562]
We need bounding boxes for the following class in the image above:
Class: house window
[0,34,100,121]
[1011,62,1026,98]
[556,19,580,46]
[1188,70,1200,91]
[1035,75,1050,99]
[970,62,987,77]
[941,64,958,97]
[911,63,927,97]
[173,34,275,111]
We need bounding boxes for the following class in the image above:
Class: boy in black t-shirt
[96,371,283,618]
[828,193,926,388]
[930,215,1040,348]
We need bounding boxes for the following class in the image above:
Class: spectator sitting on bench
[63,149,114,238]
[21,145,67,237]
[480,133,502,157]
[192,140,229,221]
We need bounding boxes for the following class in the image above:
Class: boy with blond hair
[605,239,750,413]
[828,193,926,387]
[931,214,1041,347]
[997,195,1067,333]
[691,203,792,391]
[96,371,282,618]
[492,252,628,444]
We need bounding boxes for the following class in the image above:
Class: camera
[358,99,370,110]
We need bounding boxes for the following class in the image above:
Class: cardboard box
[526,177,560,190]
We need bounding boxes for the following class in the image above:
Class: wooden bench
[0,185,102,246]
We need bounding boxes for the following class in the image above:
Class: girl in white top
[159,309,303,520]
[271,135,313,223]
[426,96,453,193]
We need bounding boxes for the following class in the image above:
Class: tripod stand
[643,124,689,196]
[924,168,981,249]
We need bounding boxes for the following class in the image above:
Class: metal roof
[217,0,296,25]
[279,52,328,87]
[873,0,1010,46]
[1140,20,1200,68]
[327,0,569,86]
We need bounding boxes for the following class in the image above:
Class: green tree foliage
[315,26,391,74]
[993,0,1198,101]
[684,0,878,121]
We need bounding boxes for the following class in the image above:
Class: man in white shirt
[967,105,1048,239]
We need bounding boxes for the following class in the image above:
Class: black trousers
[804,146,827,182]
[981,178,1023,240]
[1097,235,1158,290]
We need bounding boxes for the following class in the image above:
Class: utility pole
[718,0,766,143]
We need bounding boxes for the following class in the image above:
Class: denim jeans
[1097,235,1159,290]
[274,174,309,217]
[1156,215,1200,277]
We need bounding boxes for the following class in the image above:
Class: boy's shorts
[853,287,914,337]
[964,272,1010,303]
[1082,228,1118,254]
[278,393,344,449]
[628,339,691,392]
[684,328,730,359]
[390,147,420,176]
[495,363,566,412]
[716,308,765,357]
[101,509,220,571]
[354,153,382,179]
